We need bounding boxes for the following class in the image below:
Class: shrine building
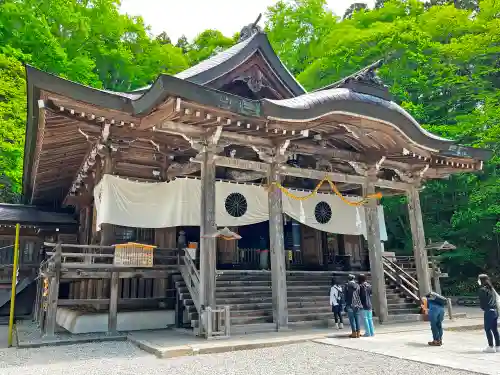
[19,22,491,337]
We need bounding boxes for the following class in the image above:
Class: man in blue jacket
[426,291,447,346]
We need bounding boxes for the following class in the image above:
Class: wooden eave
[23,66,492,205]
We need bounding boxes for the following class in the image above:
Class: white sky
[120,0,376,42]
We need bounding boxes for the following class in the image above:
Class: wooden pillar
[108,271,119,333]
[364,183,388,323]
[268,163,288,330]
[100,149,115,246]
[45,243,62,336]
[407,185,431,296]
[199,149,217,314]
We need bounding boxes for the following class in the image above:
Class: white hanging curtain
[94,175,388,240]
[282,189,366,236]
[94,175,268,230]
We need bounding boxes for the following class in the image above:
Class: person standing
[344,274,363,338]
[358,274,375,337]
[330,277,344,329]
[478,274,500,352]
[426,291,447,346]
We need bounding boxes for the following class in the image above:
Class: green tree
[265,0,338,75]
[185,30,236,65]
[343,2,368,19]
[156,32,172,45]
[0,49,27,201]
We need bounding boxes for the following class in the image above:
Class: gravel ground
[0,341,479,375]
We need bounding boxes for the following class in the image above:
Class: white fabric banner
[282,189,366,236]
[95,175,268,229]
[94,175,387,240]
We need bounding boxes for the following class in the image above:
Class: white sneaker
[335,323,339,329]
[483,346,496,353]
[339,323,344,329]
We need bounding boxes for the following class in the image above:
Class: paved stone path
[0,340,482,375]
[316,329,496,374]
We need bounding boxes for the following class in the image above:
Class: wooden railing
[383,256,421,304]
[180,248,200,313]
[180,248,231,338]
[202,305,230,338]
[36,242,180,337]
[232,248,261,269]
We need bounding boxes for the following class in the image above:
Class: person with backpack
[329,277,344,329]
[344,274,363,338]
[426,291,447,346]
[478,273,500,352]
[358,274,375,337]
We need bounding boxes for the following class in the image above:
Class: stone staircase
[174,270,421,331]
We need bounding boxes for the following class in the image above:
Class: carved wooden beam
[167,162,201,178]
[226,169,266,182]
[154,120,366,163]
[190,155,410,191]
[280,164,409,191]
[62,123,112,205]
[194,156,270,174]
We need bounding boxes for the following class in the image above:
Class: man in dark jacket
[358,274,375,337]
[344,274,363,338]
[478,273,500,352]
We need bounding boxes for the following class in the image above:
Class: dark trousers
[484,309,500,347]
[332,304,343,323]
[429,305,445,341]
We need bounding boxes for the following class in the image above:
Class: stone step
[288,312,332,322]
[214,290,330,299]
[175,270,421,330]
[178,285,334,294]
[185,300,334,313]
[216,280,332,287]
[215,296,331,305]
[178,289,408,305]
[388,306,420,315]
[189,307,418,323]
[189,313,274,326]
[388,302,419,309]
[230,315,272,325]
[216,274,341,281]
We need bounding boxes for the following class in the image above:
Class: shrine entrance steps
[174,270,422,333]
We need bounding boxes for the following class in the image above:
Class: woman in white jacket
[330,278,344,329]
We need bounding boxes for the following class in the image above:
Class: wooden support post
[407,185,431,296]
[268,163,288,330]
[100,147,115,246]
[108,272,119,333]
[364,182,388,323]
[199,148,217,336]
[45,243,62,336]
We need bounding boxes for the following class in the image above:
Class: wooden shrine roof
[22,41,492,206]
[0,204,76,226]
[130,25,305,97]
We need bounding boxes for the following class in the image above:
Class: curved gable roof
[130,32,306,97]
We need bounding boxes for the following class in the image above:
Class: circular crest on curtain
[225,192,248,217]
[314,201,332,224]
